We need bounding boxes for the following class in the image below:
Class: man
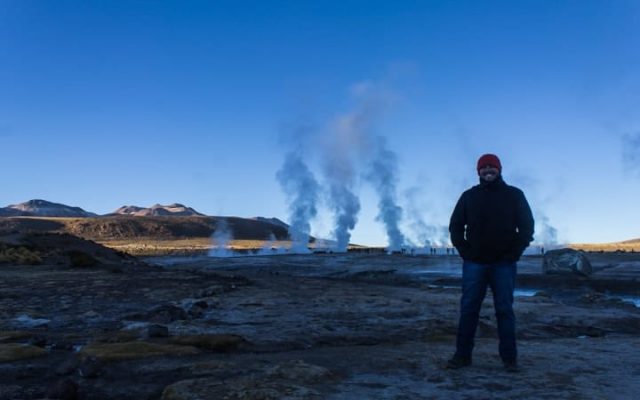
[447,153,534,372]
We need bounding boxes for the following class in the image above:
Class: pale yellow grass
[569,242,640,252]
[96,238,295,256]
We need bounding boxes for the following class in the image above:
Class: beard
[480,172,498,182]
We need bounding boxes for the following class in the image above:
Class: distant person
[447,153,534,372]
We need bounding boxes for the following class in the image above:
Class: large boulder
[542,248,593,276]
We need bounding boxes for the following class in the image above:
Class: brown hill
[251,217,289,230]
[0,208,26,217]
[0,230,143,267]
[0,216,289,242]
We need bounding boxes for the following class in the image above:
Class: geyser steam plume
[322,107,368,252]
[209,218,233,257]
[367,137,406,251]
[535,212,558,249]
[403,187,450,248]
[277,153,319,253]
[328,183,360,252]
[323,150,360,252]
[321,81,402,252]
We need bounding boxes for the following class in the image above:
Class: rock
[192,300,208,309]
[263,360,332,383]
[147,324,170,338]
[187,300,209,318]
[82,310,100,319]
[146,304,188,323]
[350,269,397,280]
[161,360,329,400]
[78,356,102,378]
[225,383,322,400]
[161,378,222,400]
[542,248,593,276]
[196,285,227,297]
[580,292,605,304]
[169,334,248,352]
[28,334,47,347]
[50,340,76,351]
[45,378,78,400]
[161,377,322,400]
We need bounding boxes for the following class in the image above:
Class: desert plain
[1,240,639,400]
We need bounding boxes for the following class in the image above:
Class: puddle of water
[617,296,640,308]
[13,314,50,328]
[426,285,540,298]
[515,289,539,297]
[408,269,461,276]
[122,321,150,330]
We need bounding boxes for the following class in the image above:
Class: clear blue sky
[2,0,639,246]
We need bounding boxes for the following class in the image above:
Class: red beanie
[477,153,502,172]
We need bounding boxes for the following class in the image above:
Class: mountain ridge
[3,199,97,218]
[2,199,277,221]
[109,203,206,217]
[0,200,291,246]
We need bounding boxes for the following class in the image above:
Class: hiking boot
[446,356,471,369]
[503,360,520,373]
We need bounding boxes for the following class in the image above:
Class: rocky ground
[1,251,639,399]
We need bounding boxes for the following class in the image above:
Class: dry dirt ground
[0,252,639,399]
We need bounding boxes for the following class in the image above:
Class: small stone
[55,356,80,376]
[29,335,47,348]
[188,303,206,319]
[79,356,102,379]
[147,324,170,338]
[83,311,100,319]
[51,341,75,351]
[197,285,225,297]
[147,305,188,324]
[192,300,208,309]
[169,334,247,352]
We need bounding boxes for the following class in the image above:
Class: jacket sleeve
[505,190,535,261]
[449,192,471,259]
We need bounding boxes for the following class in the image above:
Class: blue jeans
[455,260,517,362]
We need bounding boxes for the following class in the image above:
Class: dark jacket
[449,176,534,264]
